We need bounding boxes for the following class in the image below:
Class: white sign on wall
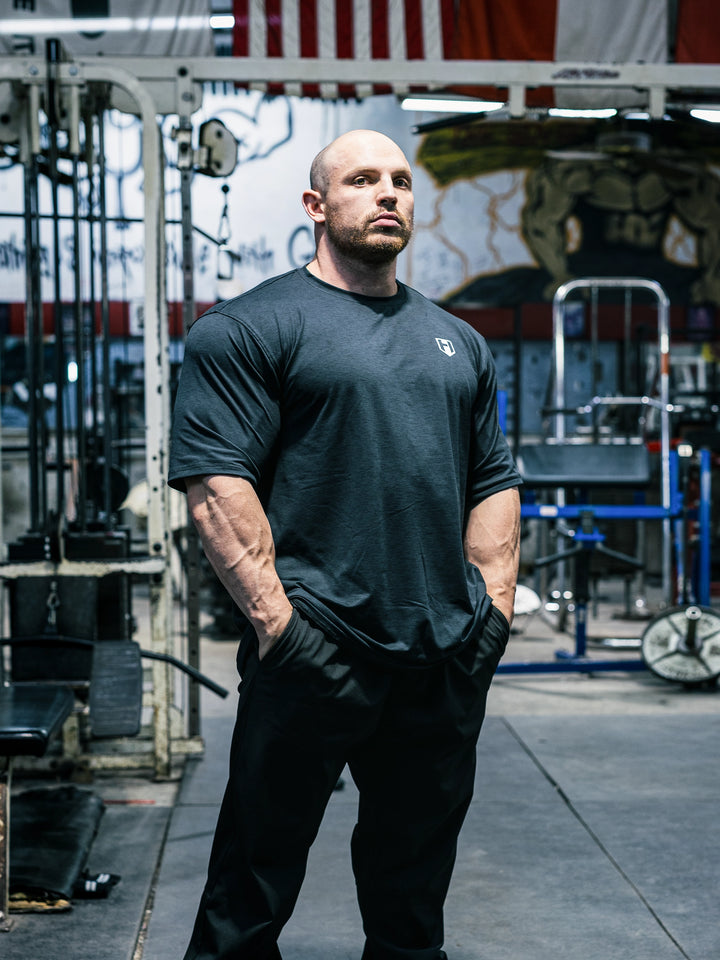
[0,0,213,57]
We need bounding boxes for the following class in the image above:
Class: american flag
[232,0,455,98]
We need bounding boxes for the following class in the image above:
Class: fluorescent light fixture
[690,108,720,122]
[548,108,617,119]
[401,96,504,114]
[210,14,235,30]
[67,361,78,384]
[0,17,210,33]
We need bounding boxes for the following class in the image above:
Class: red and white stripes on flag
[450,0,667,108]
[232,0,455,98]
[233,1,714,105]
[676,0,720,63]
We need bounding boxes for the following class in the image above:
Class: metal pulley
[641,605,720,686]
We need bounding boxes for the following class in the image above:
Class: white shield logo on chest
[435,338,455,357]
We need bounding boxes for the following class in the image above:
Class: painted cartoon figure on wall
[415,117,720,308]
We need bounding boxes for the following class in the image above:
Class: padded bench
[517,443,651,489]
[0,684,75,931]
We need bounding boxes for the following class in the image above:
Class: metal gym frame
[500,278,713,675]
[0,55,177,779]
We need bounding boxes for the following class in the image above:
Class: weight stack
[7,528,133,684]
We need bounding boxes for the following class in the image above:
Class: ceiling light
[401,96,504,114]
[0,16,210,33]
[210,14,235,30]
[690,108,720,123]
[548,108,618,119]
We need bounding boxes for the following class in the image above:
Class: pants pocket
[258,608,304,668]
[466,604,511,684]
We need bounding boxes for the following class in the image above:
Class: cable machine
[0,45,199,778]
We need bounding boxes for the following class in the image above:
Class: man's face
[318,136,414,265]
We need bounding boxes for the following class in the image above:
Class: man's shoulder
[400,284,487,341]
[215,269,304,315]
[189,270,306,346]
[402,283,464,321]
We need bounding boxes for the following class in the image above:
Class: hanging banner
[0,0,213,57]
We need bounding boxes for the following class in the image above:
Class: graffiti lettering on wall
[0,232,293,300]
[0,234,50,277]
[0,91,314,304]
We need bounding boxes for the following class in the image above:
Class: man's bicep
[185,475,257,521]
[464,486,521,566]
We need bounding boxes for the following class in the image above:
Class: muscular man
[169,129,521,960]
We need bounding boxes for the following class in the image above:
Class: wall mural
[1,90,720,324]
[415,117,720,308]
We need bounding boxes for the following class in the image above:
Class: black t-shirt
[169,267,520,665]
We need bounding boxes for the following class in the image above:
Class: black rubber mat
[10,785,104,908]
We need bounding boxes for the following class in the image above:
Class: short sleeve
[168,309,282,492]
[468,341,522,505]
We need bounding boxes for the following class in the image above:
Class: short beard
[325,213,413,265]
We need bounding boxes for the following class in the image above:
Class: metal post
[590,285,599,442]
[69,84,88,530]
[84,106,100,524]
[178,118,202,740]
[698,448,712,606]
[0,757,12,932]
[46,40,66,533]
[96,105,114,524]
[552,287,567,442]
[21,98,45,532]
[143,120,172,780]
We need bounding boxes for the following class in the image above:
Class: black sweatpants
[183,605,510,960]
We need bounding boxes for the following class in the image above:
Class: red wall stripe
[1,302,691,343]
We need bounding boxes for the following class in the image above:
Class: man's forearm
[185,475,293,653]
[464,486,521,625]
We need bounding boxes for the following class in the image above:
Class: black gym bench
[0,683,75,931]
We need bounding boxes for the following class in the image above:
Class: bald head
[302,128,414,286]
[309,130,410,196]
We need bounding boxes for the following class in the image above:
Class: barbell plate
[641,605,720,685]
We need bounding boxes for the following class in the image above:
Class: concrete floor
[4,585,720,960]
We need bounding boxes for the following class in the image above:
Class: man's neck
[306,250,398,298]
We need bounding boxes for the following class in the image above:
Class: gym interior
[0,3,719,959]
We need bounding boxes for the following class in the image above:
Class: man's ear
[302,188,325,224]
